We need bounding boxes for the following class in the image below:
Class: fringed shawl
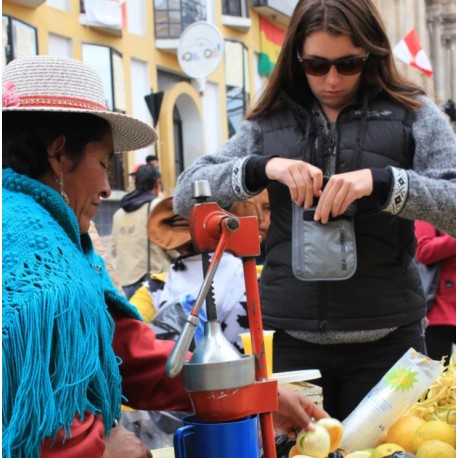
[2,168,142,458]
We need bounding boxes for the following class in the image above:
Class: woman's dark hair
[2,111,111,178]
[248,0,424,119]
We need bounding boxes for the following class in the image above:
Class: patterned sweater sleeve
[383,95,456,236]
[174,120,263,217]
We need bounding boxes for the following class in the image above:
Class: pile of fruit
[288,416,455,458]
[288,355,456,458]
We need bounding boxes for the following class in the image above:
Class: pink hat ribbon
[2,81,20,108]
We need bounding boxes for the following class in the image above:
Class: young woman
[174,0,456,419]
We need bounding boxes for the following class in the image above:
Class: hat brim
[148,197,192,251]
[150,225,192,251]
[3,106,157,153]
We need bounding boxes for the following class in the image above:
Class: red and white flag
[393,29,433,77]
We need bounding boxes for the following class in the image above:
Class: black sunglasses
[297,53,369,76]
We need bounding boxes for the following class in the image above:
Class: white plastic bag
[341,348,444,452]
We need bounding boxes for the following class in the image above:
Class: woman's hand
[102,425,152,458]
[265,158,324,208]
[314,169,373,223]
[273,385,330,440]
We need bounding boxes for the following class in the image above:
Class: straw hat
[2,55,157,153]
[148,197,192,250]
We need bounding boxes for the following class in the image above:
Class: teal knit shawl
[2,168,142,458]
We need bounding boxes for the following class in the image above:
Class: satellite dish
[177,21,224,79]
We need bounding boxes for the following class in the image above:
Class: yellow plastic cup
[239,330,275,377]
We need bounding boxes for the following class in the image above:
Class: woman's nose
[100,176,111,199]
[325,64,342,84]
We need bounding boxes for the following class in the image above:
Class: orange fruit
[416,439,456,458]
[412,420,456,452]
[384,415,426,452]
[317,418,344,451]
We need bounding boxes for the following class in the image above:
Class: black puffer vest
[258,90,425,331]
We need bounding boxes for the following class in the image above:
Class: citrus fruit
[373,442,405,458]
[296,425,331,458]
[412,420,456,452]
[317,417,344,451]
[384,415,426,452]
[345,451,373,458]
[416,439,456,458]
[288,445,315,458]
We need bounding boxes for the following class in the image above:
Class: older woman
[2,55,192,458]
[2,56,327,458]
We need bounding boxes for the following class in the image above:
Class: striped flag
[393,29,433,77]
[258,17,285,76]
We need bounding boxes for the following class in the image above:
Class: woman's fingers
[265,158,323,206]
[315,169,373,223]
[315,179,350,223]
[264,161,373,214]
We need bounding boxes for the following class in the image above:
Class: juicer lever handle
[166,315,199,378]
[165,256,221,378]
[165,218,236,378]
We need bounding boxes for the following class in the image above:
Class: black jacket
[257,90,425,332]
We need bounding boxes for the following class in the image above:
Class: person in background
[415,221,456,365]
[146,154,160,169]
[89,221,126,296]
[230,188,271,265]
[111,164,177,299]
[443,99,456,123]
[3,55,327,458]
[127,161,146,192]
[173,0,456,420]
[145,154,165,195]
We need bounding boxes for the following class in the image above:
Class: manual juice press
[166,180,279,458]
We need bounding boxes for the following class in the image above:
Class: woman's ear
[47,135,67,176]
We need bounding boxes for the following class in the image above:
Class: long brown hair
[248,0,424,119]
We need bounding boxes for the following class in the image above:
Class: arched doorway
[157,82,203,194]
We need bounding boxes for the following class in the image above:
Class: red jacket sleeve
[110,306,193,412]
[415,221,456,264]
[41,308,193,457]
[415,220,456,326]
[41,413,105,458]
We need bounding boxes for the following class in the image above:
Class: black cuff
[371,167,393,207]
[245,155,276,192]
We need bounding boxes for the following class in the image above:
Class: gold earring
[55,173,69,204]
